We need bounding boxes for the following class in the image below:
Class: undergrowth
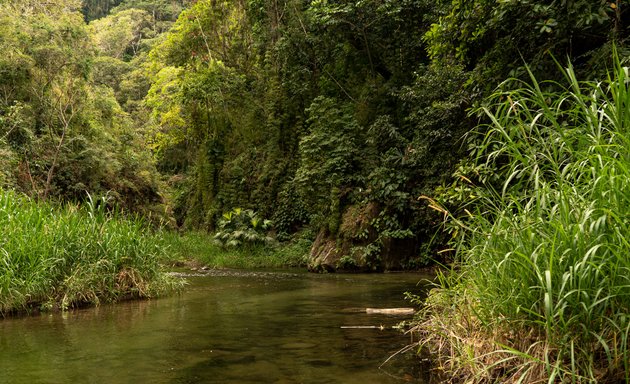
[416,54,630,383]
[160,230,310,269]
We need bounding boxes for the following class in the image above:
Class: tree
[90,8,156,60]
[0,0,164,216]
[42,76,85,200]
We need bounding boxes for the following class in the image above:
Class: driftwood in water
[365,308,415,315]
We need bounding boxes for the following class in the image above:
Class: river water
[0,270,430,383]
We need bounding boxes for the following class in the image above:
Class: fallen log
[365,307,415,315]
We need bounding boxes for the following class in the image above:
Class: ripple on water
[279,342,317,350]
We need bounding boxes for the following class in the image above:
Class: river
[0,269,430,383]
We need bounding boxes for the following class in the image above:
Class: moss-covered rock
[308,202,417,272]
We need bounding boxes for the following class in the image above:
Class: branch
[42,79,80,201]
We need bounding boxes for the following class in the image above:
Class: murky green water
[0,270,430,383]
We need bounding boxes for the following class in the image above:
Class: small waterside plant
[0,191,182,316]
[416,55,630,383]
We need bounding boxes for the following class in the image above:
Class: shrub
[213,208,273,247]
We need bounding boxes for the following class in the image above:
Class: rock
[308,231,339,272]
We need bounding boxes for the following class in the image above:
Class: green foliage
[81,0,187,24]
[0,1,166,217]
[271,181,309,240]
[141,0,471,268]
[92,56,132,94]
[421,56,630,383]
[110,0,187,28]
[295,97,361,225]
[336,255,358,271]
[155,0,252,69]
[214,208,273,248]
[425,0,622,94]
[0,144,18,189]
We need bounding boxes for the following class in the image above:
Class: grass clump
[417,55,630,383]
[0,191,183,316]
[160,230,310,269]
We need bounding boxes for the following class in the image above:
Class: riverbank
[412,61,630,383]
[159,230,311,270]
[0,191,182,316]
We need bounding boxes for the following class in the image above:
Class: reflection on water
[0,270,430,383]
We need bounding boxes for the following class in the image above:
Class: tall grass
[0,191,182,316]
[418,56,630,383]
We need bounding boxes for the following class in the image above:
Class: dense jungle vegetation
[1,0,624,271]
[1,0,629,381]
